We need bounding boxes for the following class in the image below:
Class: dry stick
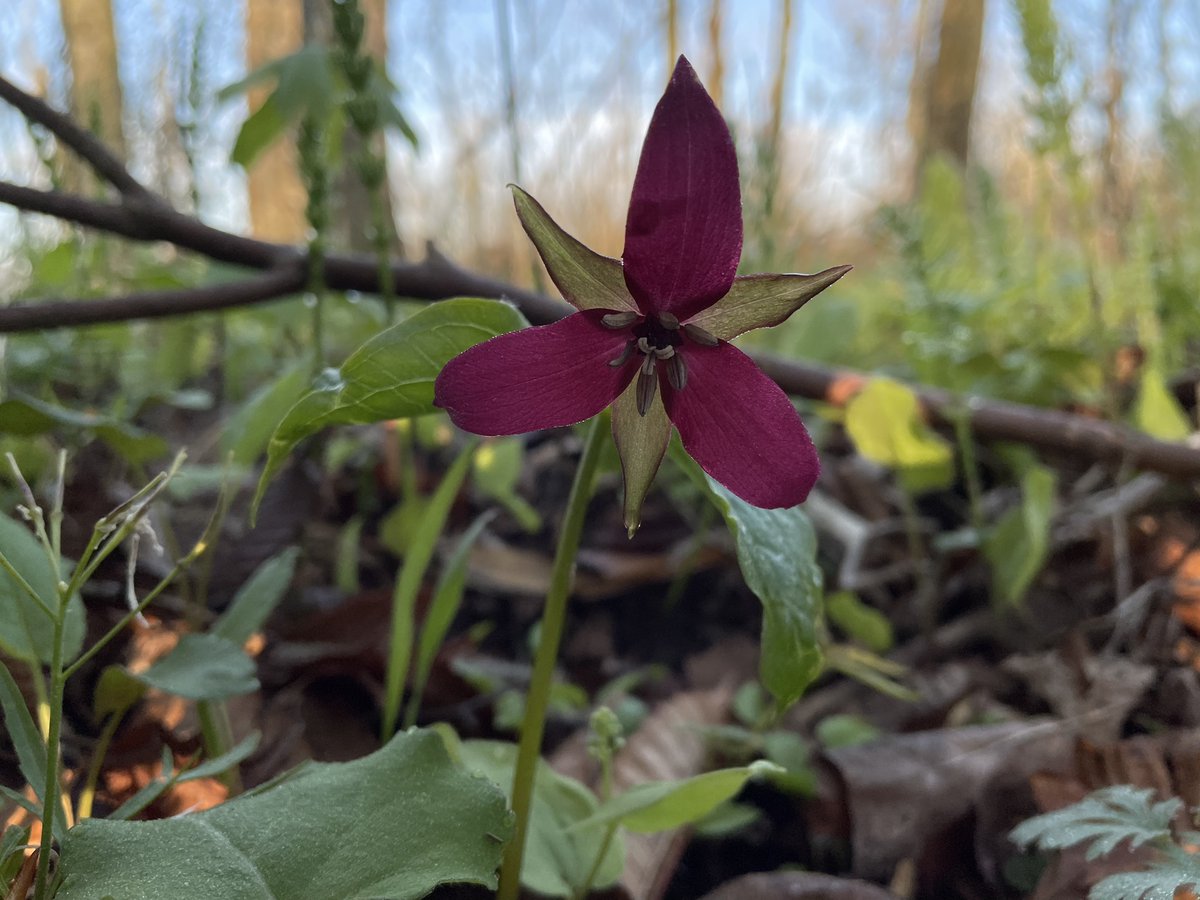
[3,78,1200,482]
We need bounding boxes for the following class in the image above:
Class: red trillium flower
[435,56,850,535]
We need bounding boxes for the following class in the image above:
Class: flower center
[601,312,718,416]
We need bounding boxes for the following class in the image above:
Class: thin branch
[0,74,158,201]
[0,266,307,332]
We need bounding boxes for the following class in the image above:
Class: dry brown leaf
[611,685,733,900]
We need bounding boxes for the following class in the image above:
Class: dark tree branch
[0,266,307,332]
[0,74,159,201]
[2,72,1199,482]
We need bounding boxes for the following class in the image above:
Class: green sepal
[688,265,852,340]
[612,377,671,537]
[510,185,638,313]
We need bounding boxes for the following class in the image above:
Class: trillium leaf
[56,730,513,900]
[844,378,954,494]
[687,266,853,341]
[458,739,623,897]
[253,298,528,518]
[675,456,823,712]
[510,185,636,313]
[0,514,85,665]
[612,377,671,537]
[570,761,783,834]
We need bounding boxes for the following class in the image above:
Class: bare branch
[0,265,307,332]
[0,74,158,201]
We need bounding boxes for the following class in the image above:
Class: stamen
[682,323,719,347]
[607,340,635,367]
[640,352,656,376]
[636,336,653,355]
[666,353,688,390]
[636,369,658,415]
[652,345,675,360]
[658,312,680,330]
[601,311,639,329]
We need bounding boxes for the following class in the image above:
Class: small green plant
[1010,785,1200,899]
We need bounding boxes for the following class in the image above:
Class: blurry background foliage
[1,0,1199,464]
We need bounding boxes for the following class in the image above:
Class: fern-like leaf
[1010,785,1180,861]
[1089,845,1200,900]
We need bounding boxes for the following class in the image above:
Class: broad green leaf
[761,731,817,795]
[382,443,477,737]
[1133,365,1191,441]
[220,363,310,465]
[983,448,1056,607]
[57,730,512,900]
[691,801,763,838]
[571,761,782,834]
[509,185,635,313]
[825,591,894,654]
[408,511,497,724]
[253,298,527,517]
[0,514,85,664]
[459,740,622,897]
[844,379,954,494]
[703,477,824,712]
[134,634,257,700]
[688,266,852,341]
[212,547,300,645]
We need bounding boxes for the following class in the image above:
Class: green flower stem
[197,700,241,793]
[949,404,985,535]
[33,601,67,900]
[576,822,619,900]
[498,418,605,900]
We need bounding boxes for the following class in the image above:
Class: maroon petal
[622,56,743,321]
[434,311,636,435]
[664,342,819,507]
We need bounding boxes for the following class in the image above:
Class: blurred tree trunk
[245,0,308,243]
[905,0,936,193]
[59,0,126,191]
[1100,0,1134,242]
[707,0,725,109]
[913,0,985,181]
[306,0,397,255]
[666,0,679,71]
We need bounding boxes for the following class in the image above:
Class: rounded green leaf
[0,514,85,664]
[253,298,528,517]
[57,729,513,900]
[844,378,954,494]
[133,634,258,701]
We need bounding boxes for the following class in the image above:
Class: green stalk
[497,419,605,900]
[77,710,125,821]
[32,610,66,900]
[576,823,619,900]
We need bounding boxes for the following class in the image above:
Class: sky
[0,0,1197,256]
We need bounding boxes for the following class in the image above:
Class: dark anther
[601,311,639,329]
[636,369,658,416]
[608,341,635,367]
[682,323,718,347]
[658,312,680,330]
[666,353,688,390]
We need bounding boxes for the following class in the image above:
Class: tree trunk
[245,0,308,243]
[59,0,126,191]
[917,0,986,175]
